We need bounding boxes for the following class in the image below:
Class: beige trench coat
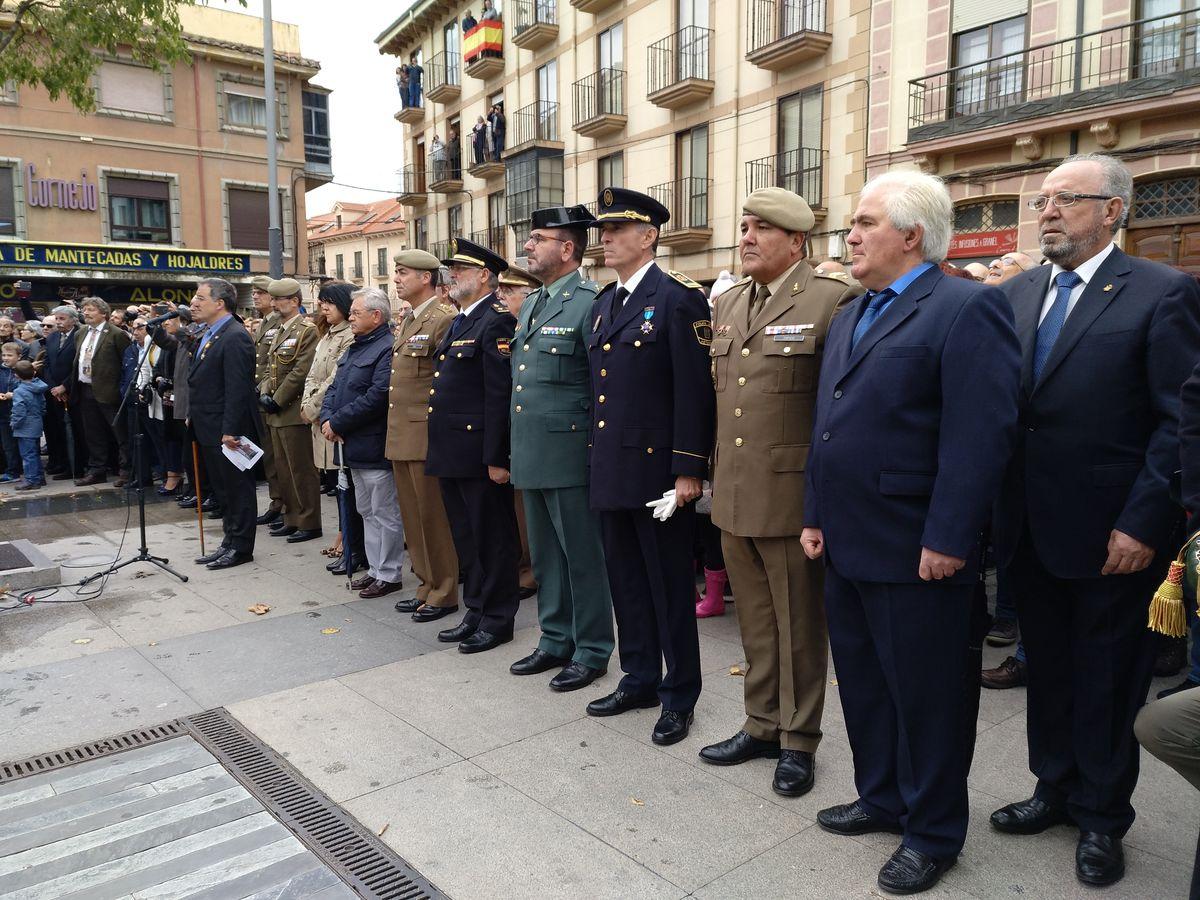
[300,320,355,469]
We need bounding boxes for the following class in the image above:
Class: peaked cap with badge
[441,237,508,274]
[584,188,670,229]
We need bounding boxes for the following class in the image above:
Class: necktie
[749,284,770,320]
[850,289,895,350]
[609,286,629,321]
[1033,271,1083,382]
[447,312,467,342]
[529,288,549,323]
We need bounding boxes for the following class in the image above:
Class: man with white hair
[801,169,1021,894]
[321,288,407,599]
[990,153,1200,887]
[42,305,81,478]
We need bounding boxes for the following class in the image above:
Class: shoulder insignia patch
[438,303,456,314]
[598,280,618,294]
[492,301,509,314]
[668,270,702,290]
[693,320,713,347]
[496,338,511,357]
[299,318,316,328]
[815,271,850,282]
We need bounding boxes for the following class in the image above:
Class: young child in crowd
[10,359,48,491]
[0,341,21,482]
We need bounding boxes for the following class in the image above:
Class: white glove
[645,489,679,522]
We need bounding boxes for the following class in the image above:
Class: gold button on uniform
[600,368,607,377]
[515,405,522,412]
[598,420,605,429]
[646,447,654,454]
[783,346,791,354]
[741,348,750,357]
[738,376,747,386]
[550,347,558,354]
[389,402,394,409]
[634,340,641,347]
[523,344,530,351]
[735,437,744,447]
[466,424,472,431]
[515,385,523,392]
[439,354,446,361]
[518,364,526,371]
[434,371,440,378]
[427,406,433,413]
[389,385,394,391]
[598,395,605,403]
[734,408,742,417]
[603,343,611,352]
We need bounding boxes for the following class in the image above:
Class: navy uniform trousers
[601,503,702,712]
[824,560,975,860]
[441,476,520,634]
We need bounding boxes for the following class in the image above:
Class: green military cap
[267,277,302,298]
[251,275,273,291]
[499,264,542,289]
[393,248,442,271]
[743,186,815,233]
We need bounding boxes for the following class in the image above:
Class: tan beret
[393,249,442,271]
[499,264,542,289]
[251,275,273,291]
[743,186,815,233]
[267,277,302,298]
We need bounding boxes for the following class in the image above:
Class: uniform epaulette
[437,303,456,314]
[599,280,617,293]
[491,301,509,314]
[733,276,752,287]
[579,280,600,292]
[668,270,702,290]
[298,317,316,327]
[814,271,850,282]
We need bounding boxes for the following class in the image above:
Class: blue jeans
[18,435,42,484]
[994,565,1027,662]
[407,84,421,108]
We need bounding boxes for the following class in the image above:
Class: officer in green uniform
[508,205,615,692]
[259,278,323,543]
[250,274,286,526]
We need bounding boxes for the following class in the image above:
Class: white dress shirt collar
[616,259,657,302]
[1039,242,1117,324]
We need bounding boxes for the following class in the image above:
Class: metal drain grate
[0,719,186,783]
[183,708,443,900]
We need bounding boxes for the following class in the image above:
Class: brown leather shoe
[359,579,402,599]
[982,655,1027,690]
[74,472,106,486]
[349,574,375,591]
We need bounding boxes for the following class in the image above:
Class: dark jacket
[0,363,16,419]
[585,265,715,510]
[151,326,192,421]
[805,265,1021,584]
[119,341,141,400]
[426,295,516,478]
[11,378,48,439]
[321,323,393,470]
[1183,360,1200,529]
[186,317,258,446]
[993,247,1200,577]
[43,326,78,389]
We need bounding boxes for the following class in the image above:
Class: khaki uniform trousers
[268,423,321,530]
[254,405,285,515]
[392,460,459,608]
[722,532,828,752]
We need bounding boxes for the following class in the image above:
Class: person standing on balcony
[395,67,409,107]
[462,10,478,31]
[481,1,500,21]
[447,126,462,181]
[488,105,505,160]
[430,135,446,184]
[472,116,487,166]
[406,53,423,108]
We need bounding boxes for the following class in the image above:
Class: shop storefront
[0,240,252,318]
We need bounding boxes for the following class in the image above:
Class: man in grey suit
[508,205,614,692]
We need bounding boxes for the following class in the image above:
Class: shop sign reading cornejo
[26,165,98,211]
[0,241,251,275]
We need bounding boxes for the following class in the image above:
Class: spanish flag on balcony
[463,21,503,63]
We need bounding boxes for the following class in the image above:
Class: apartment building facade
[875,0,1200,270]
[375,0,872,284]
[306,198,409,304]
[0,5,332,314]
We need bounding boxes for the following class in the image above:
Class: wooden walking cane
[192,441,205,556]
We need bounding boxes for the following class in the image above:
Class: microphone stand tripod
[81,330,188,586]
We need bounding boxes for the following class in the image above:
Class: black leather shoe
[329,559,366,577]
[772,750,815,797]
[177,494,196,507]
[699,730,782,766]
[394,596,421,613]
[585,689,660,717]
[549,662,606,692]
[206,507,224,520]
[438,620,478,643]
[256,509,282,526]
[194,546,230,565]
[285,528,323,544]
[510,648,569,676]
[458,629,512,654]
[1076,832,1124,887]
[269,525,298,538]
[817,800,903,836]
[412,604,458,623]
[325,557,343,571]
[207,550,253,570]
[989,797,1072,835]
[200,497,219,512]
[877,845,955,895]
[651,709,694,746]
[517,585,538,600]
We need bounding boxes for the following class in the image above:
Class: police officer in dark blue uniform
[426,238,521,654]
[582,188,715,746]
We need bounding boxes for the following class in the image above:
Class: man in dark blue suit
[581,188,715,747]
[43,305,84,478]
[801,171,1021,894]
[989,154,1200,888]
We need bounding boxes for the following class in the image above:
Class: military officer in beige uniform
[385,250,461,621]
[251,275,287,526]
[259,277,323,543]
[699,187,863,797]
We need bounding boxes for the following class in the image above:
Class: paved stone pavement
[1,487,1196,898]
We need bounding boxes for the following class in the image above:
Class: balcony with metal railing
[430,239,454,261]
[398,165,427,206]
[746,0,830,70]
[395,102,425,126]
[647,177,713,250]
[570,0,620,13]
[647,26,714,110]
[513,0,558,51]
[428,146,465,193]
[464,21,504,80]
[375,263,389,277]
[471,226,507,257]
[503,100,563,157]
[908,12,1200,146]
[572,68,627,137]
[579,201,604,260]
[745,148,826,213]
[426,51,461,104]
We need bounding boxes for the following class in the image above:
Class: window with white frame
[97,60,169,119]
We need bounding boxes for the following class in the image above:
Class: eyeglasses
[1027,192,1112,211]
[525,234,567,247]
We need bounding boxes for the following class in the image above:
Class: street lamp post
[263,0,283,277]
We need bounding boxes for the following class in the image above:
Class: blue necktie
[447,312,466,342]
[1033,271,1082,382]
[850,289,895,350]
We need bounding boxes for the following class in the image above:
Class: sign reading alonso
[0,241,251,275]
